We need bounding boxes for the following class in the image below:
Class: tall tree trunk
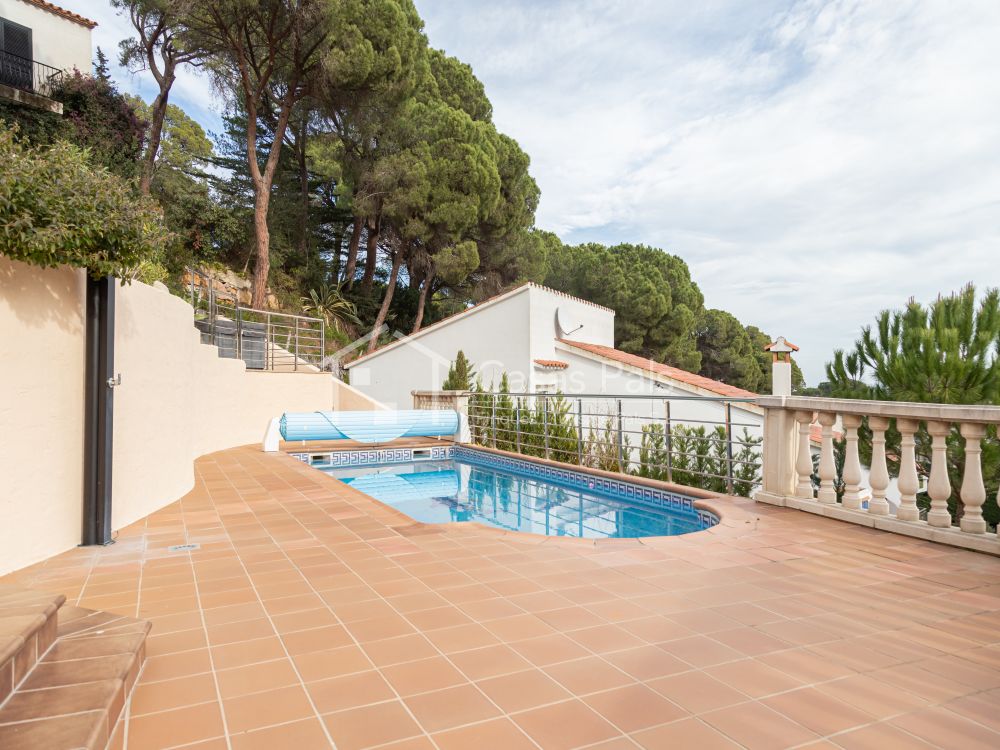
[360,218,379,293]
[296,118,310,258]
[331,228,343,281]
[247,98,294,309]
[412,275,433,333]
[369,250,402,352]
[250,192,272,308]
[139,63,175,196]
[343,218,362,287]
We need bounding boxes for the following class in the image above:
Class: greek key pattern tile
[291,446,452,467]
[453,446,719,527]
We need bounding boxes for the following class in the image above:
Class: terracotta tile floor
[4,445,1000,750]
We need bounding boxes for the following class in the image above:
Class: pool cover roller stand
[264,410,460,450]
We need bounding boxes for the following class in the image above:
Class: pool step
[0,585,150,750]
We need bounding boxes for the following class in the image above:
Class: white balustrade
[959,423,987,534]
[926,421,953,528]
[868,416,891,516]
[895,418,921,522]
[817,412,838,504]
[755,395,1000,554]
[840,414,864,509]
[795,410,815,499]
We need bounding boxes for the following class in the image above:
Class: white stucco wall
[0,257,87,579]
[526,285,614,361]
[0,0,92,75]
[348,284,617,406]
[111,280,336,530]
[349,286,534,408]
[0,258,345,575]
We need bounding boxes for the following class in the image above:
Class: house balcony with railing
[1,1,96,114]
[0,48,62,99]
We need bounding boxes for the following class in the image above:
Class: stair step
[0,584,65,705]
[0,589,150,750]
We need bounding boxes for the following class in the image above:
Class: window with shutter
[1,18,34,91]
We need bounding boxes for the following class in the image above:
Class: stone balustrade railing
[756,396,1000,553]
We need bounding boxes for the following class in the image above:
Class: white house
[0,0,94,110]
[346,283,763,439]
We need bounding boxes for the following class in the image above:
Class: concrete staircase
[0,584,150,749]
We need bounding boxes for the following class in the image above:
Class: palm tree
[301,284,361,337]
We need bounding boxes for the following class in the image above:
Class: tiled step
[0,584,64,706]
[0,592,151,750]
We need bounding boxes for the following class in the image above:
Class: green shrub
[0,123,169,279]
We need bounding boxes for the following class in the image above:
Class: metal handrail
[462,391,764,495]
[188,273,325,372]
[0,50,64,97]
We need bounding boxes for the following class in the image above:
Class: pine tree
[826,284,1000,526]
[443,351,475,390]
[94,47,112,82]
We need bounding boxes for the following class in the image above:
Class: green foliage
[0,100,63,146]
[541,394,580,464]
[826,285,1000,526]
[443,350,475,390]
[301,283,361,336]
[0,69,145,181]
[427,49,492,122]
[492,374,516,451]
[544,242,704,371]
[0,124,170,279]
[828,285,1000,404]
[94,47,113,82]
[50,72,147,179]
[88,0,787,387]
[662,424,762,496]
[696,309,765,392]
[129,98,226,271]
[583,414,631,473]
[637,424,669,479]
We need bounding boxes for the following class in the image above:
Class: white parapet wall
[0,257,362,575]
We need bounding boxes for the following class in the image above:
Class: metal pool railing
[187,273,325,372]
[461,392,763,496]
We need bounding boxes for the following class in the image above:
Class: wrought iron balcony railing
[0,50,63,98]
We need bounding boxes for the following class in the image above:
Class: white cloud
[421,0,1000,382]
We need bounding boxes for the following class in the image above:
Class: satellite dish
[555,307,583,338]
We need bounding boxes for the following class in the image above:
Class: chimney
[765,336,799,396]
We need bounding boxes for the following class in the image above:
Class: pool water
[317,457,711,539]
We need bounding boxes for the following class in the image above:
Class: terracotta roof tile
[533,359,569,370]
[19,0,97,29]
[557,339,758,398]
[809,424,844,444]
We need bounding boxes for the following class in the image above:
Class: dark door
[0,18,33,91]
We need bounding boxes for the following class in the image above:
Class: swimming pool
[314,449,716,539]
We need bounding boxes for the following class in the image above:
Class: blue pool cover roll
[280,409,459,443]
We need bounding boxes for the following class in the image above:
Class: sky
[69,0,1000,384]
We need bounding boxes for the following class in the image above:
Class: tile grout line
[229,452,547,749]
[177,478,235,750]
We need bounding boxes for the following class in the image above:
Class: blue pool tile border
[290,445,452,467]
[453,446,719,529]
